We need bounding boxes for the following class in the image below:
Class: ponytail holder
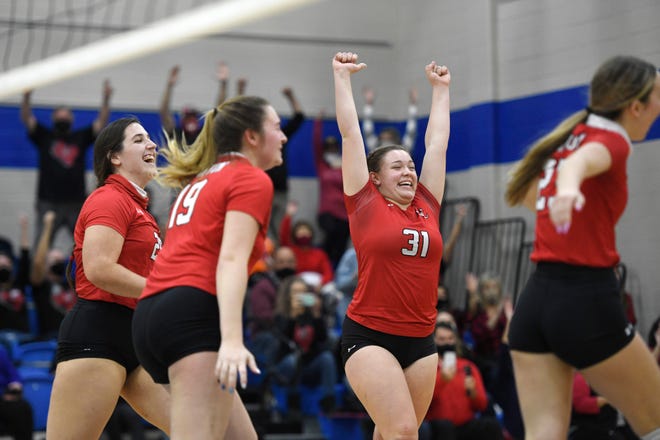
[213,107,218,117]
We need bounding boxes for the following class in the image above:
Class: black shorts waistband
[535,262,615,279]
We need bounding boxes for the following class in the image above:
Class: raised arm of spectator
[401,86,418,152]
[92,79,113,135]
[20,90,37,133]
[361,86,379,152]
[332,52,368,196]
[279,201,298,247]
[312,111,326,173]
[215,61,229,106]
[159,65,179,136]
[31,211,55,286]
[419,61,451,204]
[443,203,467,264]
[236,77,247,96]
[281,87,305,138]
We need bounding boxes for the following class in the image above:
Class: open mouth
[143,154,156,164]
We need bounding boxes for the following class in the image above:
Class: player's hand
[332,52,367,76]
[215,341,260,392]
[549,191,584,234]
[425,61,451,87]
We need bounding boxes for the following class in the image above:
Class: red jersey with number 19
[532,114,631,267]
[142,155,273,299]
[73,174,161,309]
[345,182,442,337]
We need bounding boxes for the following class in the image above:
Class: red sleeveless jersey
[345,182,442,337]
[531,115,631,267]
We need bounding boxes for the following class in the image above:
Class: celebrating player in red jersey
[506,56,660,440]
[333,52,451,439]
[133,96,287,439]
[47,117,170,439]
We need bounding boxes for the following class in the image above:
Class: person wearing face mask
[419,322,504,440]
[279,202,334,285]
[247,246,298,336]
[245,246,298,373]
[30,211,76,339]
[0,217,31,333]
[20,81,113,248]
[313,111,350,268]
[462,271,507,393]
[159,63,239,147]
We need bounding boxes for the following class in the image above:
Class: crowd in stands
[1,61,657,440]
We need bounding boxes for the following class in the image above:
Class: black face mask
[436,344,456,356]
[274,268,296,280]
[0,267,12,283]
[53,120,72,135]
[50,261,67,277]
[436,299,450,310]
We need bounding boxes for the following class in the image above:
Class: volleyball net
[0,0,319,99]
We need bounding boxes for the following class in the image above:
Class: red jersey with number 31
[532,115,631,267]
[142,156,273,299]
[345,182,442,337]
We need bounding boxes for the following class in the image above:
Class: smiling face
[110,123,157,188]
[251,105,287,170]
[370,149,417,207]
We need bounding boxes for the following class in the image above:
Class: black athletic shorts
[340,316,436,369]
[56,297,140,372]
[508,262,635,369]
[132,286,220,384]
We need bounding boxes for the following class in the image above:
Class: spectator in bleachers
[30,211,76,340]
[0,216,31,333]
[361,85,418,152]
[491,297,524,440]
[570,372,624,440]
[20,81,112,246]
[333,242,357,325]
[419,322,503,440]
[246,246,297,367]
[159,62,240,146]
[273,276,338,414]
[0,346,33,440]
[312,111,350,268]
[279,201,334,285]
[440,203,468,280]
[266,87,306,245]
[462,271,507,391]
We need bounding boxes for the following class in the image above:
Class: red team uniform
[532,116,630,267]
[73,174,161,308]
[509,114,634,368]
[345,181,442,338]
[142,155,272,299]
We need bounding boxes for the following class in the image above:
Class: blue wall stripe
[2,85,659,175]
